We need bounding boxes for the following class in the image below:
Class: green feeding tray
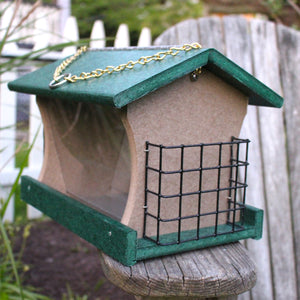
[9,46,282,266]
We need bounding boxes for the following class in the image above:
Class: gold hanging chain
[49,42,202,89]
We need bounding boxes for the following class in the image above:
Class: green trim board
[21,176,137,266]
[137,215,262,261]
[21,176,263,266]
[8,47,283,108]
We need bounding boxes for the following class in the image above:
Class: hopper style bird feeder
[8,44,283,266]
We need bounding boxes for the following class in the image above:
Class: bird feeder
[8,44,283,266]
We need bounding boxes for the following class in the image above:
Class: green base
[21,176,263,266]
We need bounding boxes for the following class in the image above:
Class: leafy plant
[264,0,300,22]
[264,0,285,16]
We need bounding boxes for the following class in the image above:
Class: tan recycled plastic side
[37,69,247,238]
[122,69,247,237]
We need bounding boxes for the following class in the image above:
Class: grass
[62,285,88,300]
[14,139,30,223]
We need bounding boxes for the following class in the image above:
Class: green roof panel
[8,47,283,108]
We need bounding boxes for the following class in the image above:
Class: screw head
[190,72,198,81]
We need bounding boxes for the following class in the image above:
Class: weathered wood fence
[155,15,300,300]
[0,2,151,222]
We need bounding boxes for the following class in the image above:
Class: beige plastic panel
[122,69,248,237]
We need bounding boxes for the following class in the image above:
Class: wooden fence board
[223,15,252,72]
[223,15,273,300]
[61,16,79,57]
[250,19,297,300]
[90,20,106,48]
[197,16,225,53]
[176,19,200,45]
[138,27,152,47]
[277,24,300,298]
[154,25,177,46]
[114,24,130,48]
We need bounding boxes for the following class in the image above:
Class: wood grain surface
[100,242,256,299]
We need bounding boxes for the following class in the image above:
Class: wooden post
[137,27,152,47]
[61,16,79,57]
[99,242,256,299]
[33,17,50,51]
[0,69,17,222]
[0,3,18,220]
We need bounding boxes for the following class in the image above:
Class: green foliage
[13,139,30,223]
[72,0,204,44]
[264,0,285,16]
[14,179,28,223]
[15,141,29,169]
[61,278,107,300]
[61,284,88,300]
[0,221,50,300]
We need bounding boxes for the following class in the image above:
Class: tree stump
[99,242,256,299]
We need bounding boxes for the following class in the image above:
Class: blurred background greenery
[71,0,204,45]
[70,0,299,45]
[22,0,299,45]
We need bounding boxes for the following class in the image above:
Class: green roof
[8,47,283,108]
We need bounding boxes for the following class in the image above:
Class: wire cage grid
[143,137,250,246]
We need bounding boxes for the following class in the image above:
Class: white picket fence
[0,3,151,222]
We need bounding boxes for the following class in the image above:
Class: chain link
[50,43,202,88]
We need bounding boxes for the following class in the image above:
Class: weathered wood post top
[8,44,283,266]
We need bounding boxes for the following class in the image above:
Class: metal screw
[190,68,202,82]
[190,72,198,81]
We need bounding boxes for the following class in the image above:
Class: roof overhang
[8,47,283,108]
